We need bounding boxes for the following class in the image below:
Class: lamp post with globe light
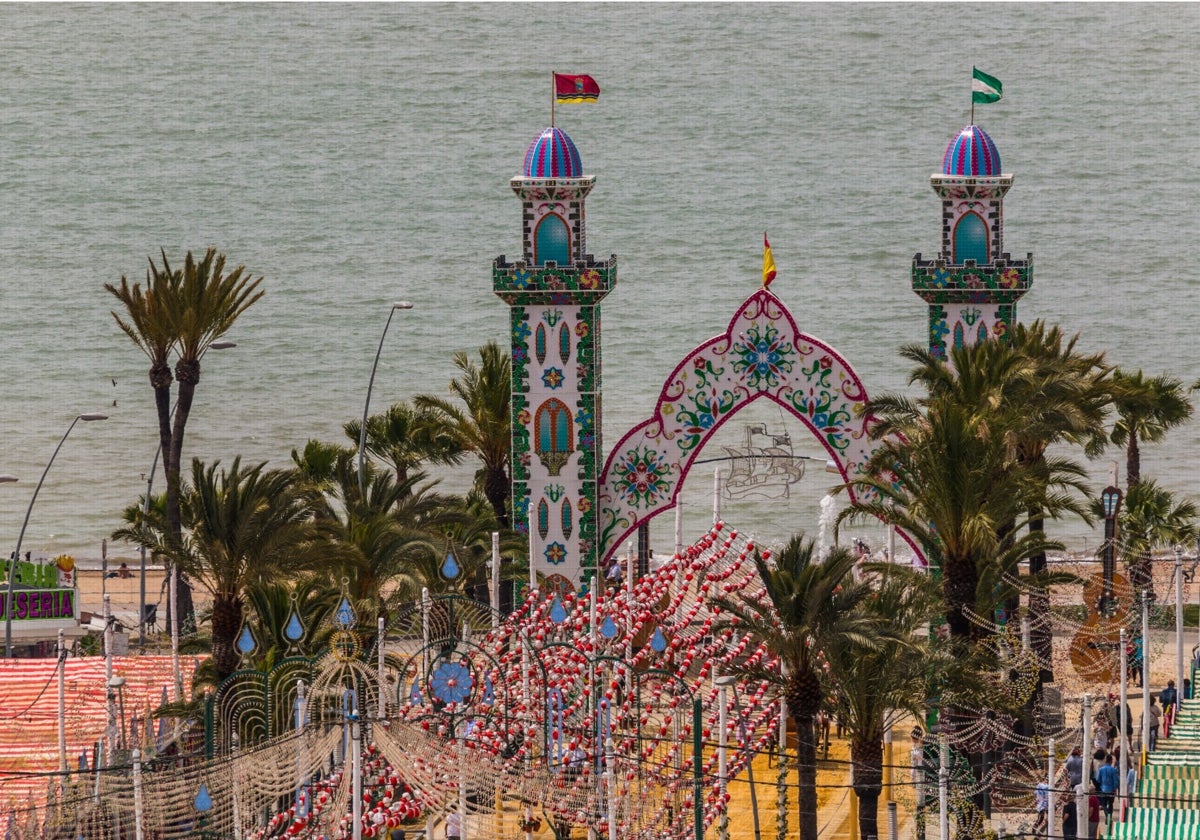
[1100,484,1123,617]
[7,413,108,657]
[358,302,413,496]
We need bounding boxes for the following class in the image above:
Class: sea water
[0,3,1197,562]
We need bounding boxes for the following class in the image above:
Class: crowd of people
[1035,680,1183,838]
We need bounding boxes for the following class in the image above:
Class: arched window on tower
[534,398,574,476]
[534,214,570,266]
[952,212,989,265]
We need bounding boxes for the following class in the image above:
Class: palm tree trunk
[1127,436,1141,487]
[484,465,510,529]
[790,711,819,840]
[211,590,243,683]
[169,363,200,627]
[1027,511,1054,687]
[851,736,884,840]
[942,555,979,640]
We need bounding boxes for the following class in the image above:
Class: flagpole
[551,71,555,127]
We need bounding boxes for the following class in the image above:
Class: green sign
[0,588,77,622]
[2,558,61,589]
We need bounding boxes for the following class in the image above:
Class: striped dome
[523,127,583,178]
[942,125,1002,177]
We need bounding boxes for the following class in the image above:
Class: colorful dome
[523,127,583,178]
[942,125,1002,177]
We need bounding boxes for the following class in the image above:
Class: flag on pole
[554,73,600,103]
[972,67,1002,104]
[762,234,777,288]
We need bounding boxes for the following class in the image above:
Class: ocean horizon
[1,3,1197,563]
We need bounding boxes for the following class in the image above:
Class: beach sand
[70,568,220,628]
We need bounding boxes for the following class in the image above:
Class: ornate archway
[598,288,879,561]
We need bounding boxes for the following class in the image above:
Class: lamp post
[1176,545,1185,697]
[6,413,107,657]
[358,301,413,496]
[138,341,235,642]
[1100,485,1123,617]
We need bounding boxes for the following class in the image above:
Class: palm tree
[344,400,464,490]
[1106,369,1194,488]
[858,326,1108,655]
[821,567,947,840]
[844,392,1085,641]
[416,341,512,527]
[307,451,465,617]
[115,457,320,682]
[711,537,875,840]
[168,250,265,535]
[107,248,264,625]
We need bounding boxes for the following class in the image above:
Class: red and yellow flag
[554,73,600,103]
[762,234,777,288]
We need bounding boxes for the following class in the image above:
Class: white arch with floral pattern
[598,288,889,562]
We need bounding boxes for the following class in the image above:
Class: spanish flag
[762,234,777,288]
[554,73,601,103]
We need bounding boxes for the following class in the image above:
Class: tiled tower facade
[912,124,1033,357]
[493,127,617,590]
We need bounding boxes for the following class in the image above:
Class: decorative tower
[912,124,1032,357]
[493,126,617,591]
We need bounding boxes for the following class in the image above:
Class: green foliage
[416,341,512,527]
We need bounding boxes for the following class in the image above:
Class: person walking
[1096,755,1120,823]
[1147,696,1162,751]
[444,811,462,840]
[1161,680,1179,724]
[1062,796,1079,840]
[1033,780,1049,834]
[1065,746,1084,789]
[1087,785,1101,839]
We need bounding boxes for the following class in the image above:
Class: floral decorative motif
[541,367,565,390]
[544,542,567,565]
[675,388,739,451]
[612,447,672,508]
[429,660,473,706]
[598,289,879,560]
[579,269,601,289]
[731,324,795,390]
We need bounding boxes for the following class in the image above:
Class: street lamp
[358,302,414,496]
[1100,484,1123,617]
[7,413,108,657]
[139,340,236,641]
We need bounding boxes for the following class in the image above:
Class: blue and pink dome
[942,125,1002,177]
[523,127,583,178]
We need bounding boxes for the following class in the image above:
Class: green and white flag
[972,67,1002,104]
